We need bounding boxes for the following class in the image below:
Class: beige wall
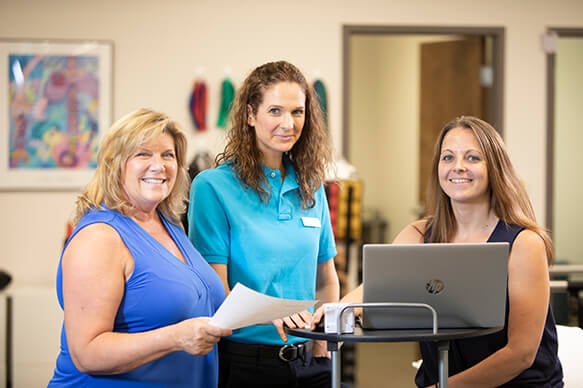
[2,0,582,288]
[554,37,583,265]
[1,1,582,386]
[350,35,456,243]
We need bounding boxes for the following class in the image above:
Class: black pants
[218,340,332,388]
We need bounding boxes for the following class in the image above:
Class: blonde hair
[425,116,554,264]
[216,60,332,208]
[72,108,189,225]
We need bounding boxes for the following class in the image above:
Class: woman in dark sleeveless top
[408,116,563,387]
[416,220,563,387]
[329,116,563,387]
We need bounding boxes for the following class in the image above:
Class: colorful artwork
[9,54,100,169]
[0,40,112,190]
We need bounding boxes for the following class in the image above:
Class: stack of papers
[210,283,317,330]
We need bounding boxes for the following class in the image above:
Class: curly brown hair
[216,60,332,208]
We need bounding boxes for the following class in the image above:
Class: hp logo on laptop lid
[426,279,445,294]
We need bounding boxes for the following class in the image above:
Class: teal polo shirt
[188,160,337,345]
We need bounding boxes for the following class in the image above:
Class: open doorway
[341,25,505,388]
[343,25,504,244]
[545,28,583,264]
[545,28,583,330]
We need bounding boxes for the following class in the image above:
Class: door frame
[342,25,505,158]
[545,27,583,232]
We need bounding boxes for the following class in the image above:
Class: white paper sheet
[209,283,317,330]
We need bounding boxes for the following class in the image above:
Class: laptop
[361,242,509,330]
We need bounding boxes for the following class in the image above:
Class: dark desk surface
[286,326,503,344]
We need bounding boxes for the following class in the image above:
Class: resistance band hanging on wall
[189,79,208,131]
[313,79,328,128]
[216,78,235,128]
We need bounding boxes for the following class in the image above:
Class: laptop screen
[361,242,509,330]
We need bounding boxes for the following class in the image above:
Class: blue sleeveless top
[415,221,564,387]
[48,208,225,387]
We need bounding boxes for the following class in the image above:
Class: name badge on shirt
[301,217,321,228]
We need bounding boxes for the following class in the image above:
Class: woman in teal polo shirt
[188,60,340,387]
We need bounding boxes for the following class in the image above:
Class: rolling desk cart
[287,303,502,388]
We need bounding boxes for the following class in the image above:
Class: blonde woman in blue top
[48,108,232,387]
[188,61,340,387]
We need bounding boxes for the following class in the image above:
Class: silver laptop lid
[362,242,509,330]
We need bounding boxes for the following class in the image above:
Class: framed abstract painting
[0,39,113,190]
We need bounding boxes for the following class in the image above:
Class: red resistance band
[189,80,208,131]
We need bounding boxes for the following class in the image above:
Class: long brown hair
[73,108,189,225]
[424,116,554,264]
[216,60,332,208]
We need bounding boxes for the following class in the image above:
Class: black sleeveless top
[415,221,564,387]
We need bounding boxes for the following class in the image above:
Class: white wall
[2,0,582,288]
[9,287,63,387]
